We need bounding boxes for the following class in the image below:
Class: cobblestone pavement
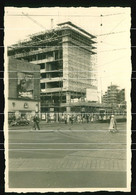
[9,153,126,172]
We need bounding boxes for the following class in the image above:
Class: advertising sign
[50,108,54,112]
[86,88,98,102]
[17,72,34,99]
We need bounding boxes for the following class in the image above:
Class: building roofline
[58,21,96,39]
[8,21,96,49]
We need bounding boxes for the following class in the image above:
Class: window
[40,83,45,89]
[41,73,46,78]
[40,63,45,69]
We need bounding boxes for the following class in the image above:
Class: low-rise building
[8,57,40,122]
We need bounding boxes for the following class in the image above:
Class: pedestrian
[62,114,64,123]
[33,114,40,130]
[64,114,67,124]
[82,114,85,123]
[77,115,80,123]
[67,114,70,124]
[91,114,94,123]
[70,114,74,124]
[109,115,117,133]
[86,114,89,123]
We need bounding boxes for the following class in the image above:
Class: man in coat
[33,114,40,130]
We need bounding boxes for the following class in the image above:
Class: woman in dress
[109,115,117,132]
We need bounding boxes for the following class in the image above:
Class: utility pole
[100,77,103,104]
[51,18,54,29]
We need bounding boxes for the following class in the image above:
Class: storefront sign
[24,102,28,108]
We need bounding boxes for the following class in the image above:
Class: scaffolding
[8,21,97,114]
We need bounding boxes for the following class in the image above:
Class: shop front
[8,99,40,124]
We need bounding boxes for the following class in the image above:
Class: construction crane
[22,12,46,30]
[22,12,58,41]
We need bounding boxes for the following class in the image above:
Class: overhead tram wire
[100,17,127,43]
[98,48,128,53]
[95,14,128,63]
[98,41,124,47]
[95,54,127,68]
[101,13,125,17]
[97,31,126,37]
[96,14,130,64]
[7,12,125,17]
[97,14,128,51]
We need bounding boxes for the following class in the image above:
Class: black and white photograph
[4,7,131,192]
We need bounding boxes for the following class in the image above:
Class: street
[8,122,127,189]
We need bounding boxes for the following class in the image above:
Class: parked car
[17,117,30,126]
[9,117,29,126]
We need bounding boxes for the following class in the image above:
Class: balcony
[14,46,60,58]
[41,88,65,93]
[40,77,63,83]
[40,69,63,73]
[31,57,55,64]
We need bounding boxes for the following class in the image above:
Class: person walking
[64,114,67,124]
[33,114,40,130]
[86,114,89,123]
[91,114,94,123]
[67,114,70,124]
[109,115,117,133]
[70,114,74,124]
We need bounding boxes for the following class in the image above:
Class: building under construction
[8,21,97,115]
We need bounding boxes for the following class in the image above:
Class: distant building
[102,85,126,105]
[8,57,40,120]
[8,21,97,114]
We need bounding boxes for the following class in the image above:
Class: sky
[4,7,131,96]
